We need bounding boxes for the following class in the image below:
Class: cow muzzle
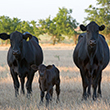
[40,72,44,77]
[89,40,96,47]
[12,50,20,55]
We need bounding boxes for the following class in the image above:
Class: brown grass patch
[0,46,110,110]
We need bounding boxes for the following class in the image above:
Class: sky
[0,0,97,24]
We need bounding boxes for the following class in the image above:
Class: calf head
[31,64,46,78]
[0,31,32,59]
[80,21,105,48]
[31,64,53,78]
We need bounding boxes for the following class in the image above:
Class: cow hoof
[56,99,60,103]
[20,90,25,95]
[87,93,91,98]
[39,101,43,106]
[82,95,87,101]
[15,92,19,97]
[46,101,49,107]
[93,96,97,101]
[26,94,32,99]
[97,93,102,98]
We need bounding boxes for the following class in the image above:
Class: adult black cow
[0,31,43,97]
[73,21,109,100]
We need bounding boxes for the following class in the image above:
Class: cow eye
[20,40,23,43]
[96,30,98,33]
[10,40,12,44]
[87,30,89,33]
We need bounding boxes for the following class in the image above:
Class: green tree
[39,7,79,45]
[0,16,12,45]
[30,20,42,37]
[84,0,110,41]
[10,17,22,33]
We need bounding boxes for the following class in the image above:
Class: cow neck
[20,40,27,61]
[86,40,98,67]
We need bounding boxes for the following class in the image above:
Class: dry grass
[0,44,110,110]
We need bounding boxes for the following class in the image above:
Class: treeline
[0,0,110,45]
[0,16,42,45]
[0,8,79,45]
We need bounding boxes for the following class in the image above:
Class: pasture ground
[0,44,110,110]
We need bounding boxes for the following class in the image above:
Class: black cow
[31,64,60,106]
[0,31,43,97]
[73,21,109,100]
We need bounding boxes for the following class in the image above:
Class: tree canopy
[38,7,79,45]
[0,7,79,45]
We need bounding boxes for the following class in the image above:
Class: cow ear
[23,32,32,40]
[80,25,86,31]
[0,33,10,40]
[99,25,105,31]
[31,64,38,70]
[46,65,52,69]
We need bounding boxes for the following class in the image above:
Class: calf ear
[23,32,32,40]
[31,64,38,70]
[99,25,105,31]
[0,33,10,40]
[80,25,86,31]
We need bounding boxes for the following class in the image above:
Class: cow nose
[12,50,19,55]
[89,40,96,46]
[40,73,44,77]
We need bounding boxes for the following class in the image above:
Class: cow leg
[92,70,101,100]
[20,78,25,94]
[92,84,97,100]
[26,71,35,98]
[82,83,88,100]
[97,71,102,97]
[87,85,91,97]
[10,68,19,97]
[56,81,60,103]
[80,69,88,100]
[92,75,97,100]
[87,78,91,97]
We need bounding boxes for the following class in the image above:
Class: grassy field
[0,44,110,110]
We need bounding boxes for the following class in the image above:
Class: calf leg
[10,68,19,97]
[49,88,53,101]
[45,85,52,106]
[56,81,60,103]
[40,91,45,104]
[20,78,25,94]
[45,92,50,107]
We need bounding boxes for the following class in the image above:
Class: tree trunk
[5,40,8,45]
[52,35,56,45]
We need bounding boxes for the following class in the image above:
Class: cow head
[0,31,32,59]
[80,21,105,47]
